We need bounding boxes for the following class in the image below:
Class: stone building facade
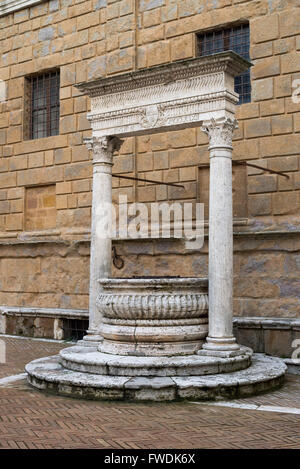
[0,0,299,357]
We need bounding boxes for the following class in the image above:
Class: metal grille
[63,318,89,341]
[197,24,251,104]
[28,70,60,139]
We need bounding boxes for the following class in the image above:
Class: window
[26,70,60,139]
[197,24,251,104]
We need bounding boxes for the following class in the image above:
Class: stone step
[59,345,252,377]
[25,353,286,402]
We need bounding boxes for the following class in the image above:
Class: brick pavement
[0,335,300,449]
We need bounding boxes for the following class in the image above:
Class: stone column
[199,117,241,357]
[81,136,123,346]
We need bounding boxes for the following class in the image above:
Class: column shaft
[199,117,241,356]
[82,136,122,345]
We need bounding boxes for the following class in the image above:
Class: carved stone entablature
[0,0,46,17]
[76,52,251,139]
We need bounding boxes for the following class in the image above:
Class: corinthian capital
[201,117,238,150]
[84,136,123,164]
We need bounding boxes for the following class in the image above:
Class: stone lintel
[76,52,252,139]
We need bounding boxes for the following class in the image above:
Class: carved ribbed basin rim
[99,277,208,290]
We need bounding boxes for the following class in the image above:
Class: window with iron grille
[197,24,251,104]
[26,70,60,139]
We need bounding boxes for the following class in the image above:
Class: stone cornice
[0,0,46,17]
[76,52,251,138]
[77,52,251,98]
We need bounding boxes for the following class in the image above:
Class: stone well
[97,277,208,357]
[25,53,287,401]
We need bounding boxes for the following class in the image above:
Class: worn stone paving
[0,336,300,449]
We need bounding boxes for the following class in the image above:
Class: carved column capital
[201,117,238,151]
[84,136,123,165]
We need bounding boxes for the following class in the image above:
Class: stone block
[139,0,165,12]
[137,185,156,202]
[28,152,44,168]
[170,34,194,61]
[251,14,279,43]
[267,156,298,172]
[264,329,293,358]
[252,56,280,79]
[260,98,285,117]
[143,7,161,27]
[77,11,100,30]
[147,41,170,66]
[272,192,299,215]
[6,213,23,231]
[0,173,16,189]
[10,199,23,213]
[7,126,22,144]
[54,148,72,165]
[245,118,271,138]
[251,41,273,60]
[7,188,23,200]
[170,147,202,168]
[17,167,64,186]
[114,155,134,173]
[153,151,169,170]
[236,103,260,120]
[248,194,272,216]
[168,128,196,148]
[72,145,89,162]
[137,153,153,172]
[139,24,164,44]
[248,175,277,194]
[64,162,92,181]
[279,8,300,38]
[56,182,72,195]
[0,201,10,215]
[273,37,294,56]
[78,192,92,207]
[271,115,293,135]
[60,115,77,134]
[234,327,265,353]
[252,77,273,102]
[281,52,300,74]
[260,134,300,157]
[9,155,28,171]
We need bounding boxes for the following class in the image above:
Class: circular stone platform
[25,353,286,402]
[59,345,252,376]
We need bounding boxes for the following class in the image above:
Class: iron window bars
[197,24,251,104]
[28,70,60,139]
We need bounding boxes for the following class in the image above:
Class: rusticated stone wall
[1,233,300,320]
[0,0,299,330]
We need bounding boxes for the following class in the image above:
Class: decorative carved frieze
[76,52,251,139]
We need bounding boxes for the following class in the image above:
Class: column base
[77,330,103,348]
[198,336,248,358]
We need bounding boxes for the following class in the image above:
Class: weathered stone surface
[59,345,252,376]
[25,353,286,401]
[97,277,208,356]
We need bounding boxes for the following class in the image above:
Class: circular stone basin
[96,277,208,357]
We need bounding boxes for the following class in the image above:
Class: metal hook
[112,246,124,270]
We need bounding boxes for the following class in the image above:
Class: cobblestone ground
[0,336,300,449]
